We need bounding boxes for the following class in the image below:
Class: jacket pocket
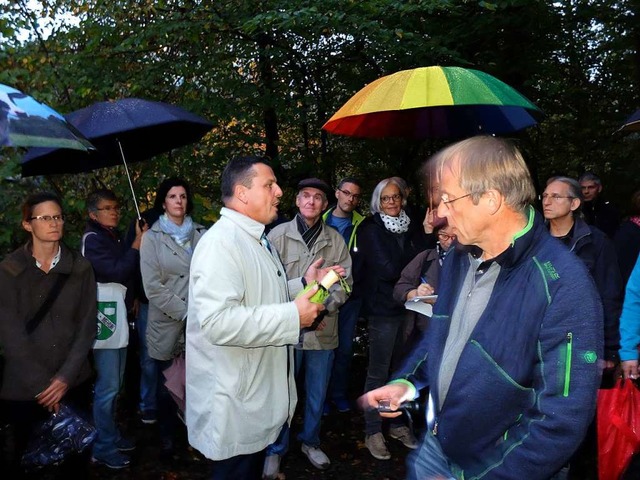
[558,332,573,397]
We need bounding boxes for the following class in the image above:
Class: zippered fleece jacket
[394,207,603,480]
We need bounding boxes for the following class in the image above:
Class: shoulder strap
[80,231,97,257]
[25,251,75,334]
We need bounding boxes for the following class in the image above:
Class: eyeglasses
[338,188,362,201]
[96,205,121,212]
[380,193,402,204]
[541,193,575,201]
[440,193,472,209]
[437,232,456,241]
[29,215,65,223]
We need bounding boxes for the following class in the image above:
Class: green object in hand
[296,269,350,304]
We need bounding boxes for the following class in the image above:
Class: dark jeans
[363,314,407,435]
[155,358,179,447]
[210,449,266,479]
[0,380,93,479]
[327,297,363,403]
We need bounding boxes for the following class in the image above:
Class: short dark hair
[87,189,118,212]
[154,177,194,214]
[220,156,271,202]
[337,177,362,190]
[21,192,62,222]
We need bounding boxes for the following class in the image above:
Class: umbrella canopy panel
[619,109,640,133]
[0,84,93,150]
[21,98,213,176]
[323,66,544,139]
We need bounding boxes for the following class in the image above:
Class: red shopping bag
[597,379,640,480]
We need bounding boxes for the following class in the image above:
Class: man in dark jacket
[322,177,365,414]
[579,172,620,238]
[360,136,603,480]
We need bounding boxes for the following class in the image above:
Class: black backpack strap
[25,268,72,335]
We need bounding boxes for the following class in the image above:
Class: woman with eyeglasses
[82,188,148,469]
[358,177,425,461]
[393,222,456,346]
[139,178,206,454]
[0,192,97,478]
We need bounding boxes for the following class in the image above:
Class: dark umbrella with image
[22,98,213,218]
[0,83,93,150]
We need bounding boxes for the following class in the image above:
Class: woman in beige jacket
[140,178,205,453]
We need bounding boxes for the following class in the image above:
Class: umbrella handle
[117,139,142,220]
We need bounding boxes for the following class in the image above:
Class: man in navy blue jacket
[359,136,603,480]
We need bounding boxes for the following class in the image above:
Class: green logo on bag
[96,301,118,340]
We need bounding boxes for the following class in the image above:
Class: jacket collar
[456,205,542,270]
[220,207,266,240]
[322,207,365,226]
[3,242,74,277]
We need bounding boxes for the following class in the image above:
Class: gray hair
[87,189,118,213]
[430,136,535,214]
[546,176,584,202]
[578,171,602,186]
[370,176,408,214]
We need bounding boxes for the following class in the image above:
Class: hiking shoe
[365,433,391,460]
[389,425,419,449]
[334,397,351,413]
[141,410,157,425]
[91,451,131,469]
[301,443,330,470]
[116,437,136,452]
[262,454,281,479]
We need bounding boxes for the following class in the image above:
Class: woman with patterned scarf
[358,176,426,462]
[140,177,206,455]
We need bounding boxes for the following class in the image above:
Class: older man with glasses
[262,178,352,477]
[360,136,603,480]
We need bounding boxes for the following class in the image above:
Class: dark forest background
[1,0,639,252]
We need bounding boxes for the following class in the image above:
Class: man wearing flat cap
[262,178,352,477]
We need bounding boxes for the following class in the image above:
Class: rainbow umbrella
[322,66,544,140]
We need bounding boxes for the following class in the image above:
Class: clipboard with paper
[404,294,437,316]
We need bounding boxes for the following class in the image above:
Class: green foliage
[1,0,639,256]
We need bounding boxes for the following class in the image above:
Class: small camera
[377,399,421,414]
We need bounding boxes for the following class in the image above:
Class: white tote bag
[94,282,129,349]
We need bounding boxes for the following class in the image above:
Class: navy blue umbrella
[22,98,213,217]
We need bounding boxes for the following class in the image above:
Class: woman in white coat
[140,178,205,454]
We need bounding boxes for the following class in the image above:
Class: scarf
[380,210,411,234]
[159,214,194,254]
[296,214,323,250]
